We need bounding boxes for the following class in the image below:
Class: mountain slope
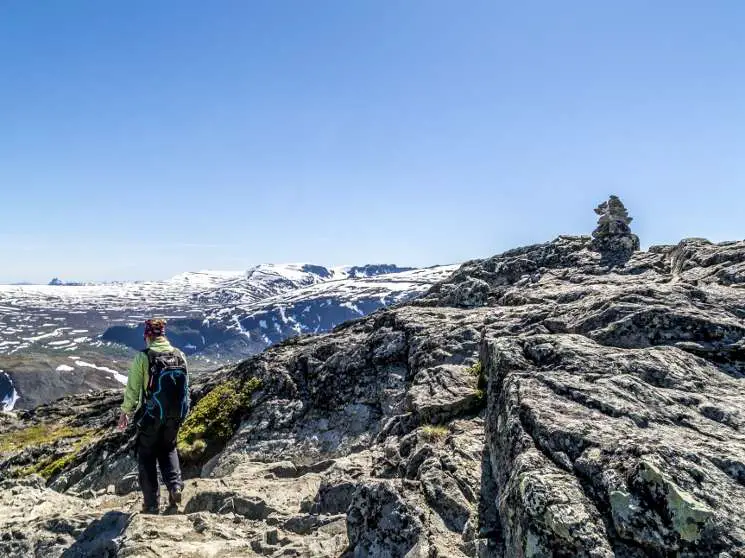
[0,235,743,556]
[199,265,459,353]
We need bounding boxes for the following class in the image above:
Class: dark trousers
[137,416,183,508]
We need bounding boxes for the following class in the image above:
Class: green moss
[177,377,261,463]
[38,452,79,479]
[13,428,97,480]
[420,425,449,443]
[179,438,207,462]
[0,424,89,453]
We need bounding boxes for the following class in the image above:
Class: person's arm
[118,352,146,429]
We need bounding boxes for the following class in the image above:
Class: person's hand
[117,412,130,431]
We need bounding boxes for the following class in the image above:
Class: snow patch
[340,301,364,315]
[73,360,128,385]
[22,328,64,342]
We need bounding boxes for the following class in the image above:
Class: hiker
[117,318,190,514]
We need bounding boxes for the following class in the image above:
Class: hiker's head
[144,318,166,344]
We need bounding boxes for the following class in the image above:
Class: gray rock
[184,489,274,520]
[114,471,139,496]
[310,479,358,515]
[448,277,491,308]
[420,457,473,533]
[345,481,428,558]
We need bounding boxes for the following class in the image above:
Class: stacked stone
[591,195,640,259]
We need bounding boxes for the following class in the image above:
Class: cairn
[591,195,640,260]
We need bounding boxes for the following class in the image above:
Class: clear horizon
[0,227,731,285]
[2,1,744,283]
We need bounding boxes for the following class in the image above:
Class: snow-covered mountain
[0,264,417,353]
[100,265,457,359]
[0,262,456,409]
[206,266,455,346]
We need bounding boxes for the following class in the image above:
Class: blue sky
[1,1,743,283]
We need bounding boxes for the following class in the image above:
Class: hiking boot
[168,487,182,507]
[141,504,159,515]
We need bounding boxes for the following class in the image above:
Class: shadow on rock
[477,447,501,541]
[60,511,132,558]
[474,446,505,558]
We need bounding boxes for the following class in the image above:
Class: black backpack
[142,349,190,421]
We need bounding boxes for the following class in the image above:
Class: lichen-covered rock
[484,332,745,556]
[443,277,491,308]
[610,460,716,548]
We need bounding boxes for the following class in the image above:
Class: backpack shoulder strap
[141,348,156,396]
[141,349,155,369]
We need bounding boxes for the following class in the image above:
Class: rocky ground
[1,234,744,557]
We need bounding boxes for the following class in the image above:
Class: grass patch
[420,424,449,443]
[467,361,482,377]
[177,377,261,463]
[467,360,487,404]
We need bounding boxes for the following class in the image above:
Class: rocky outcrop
[1,217,745,556]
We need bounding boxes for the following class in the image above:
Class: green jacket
[121,336,188,414]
